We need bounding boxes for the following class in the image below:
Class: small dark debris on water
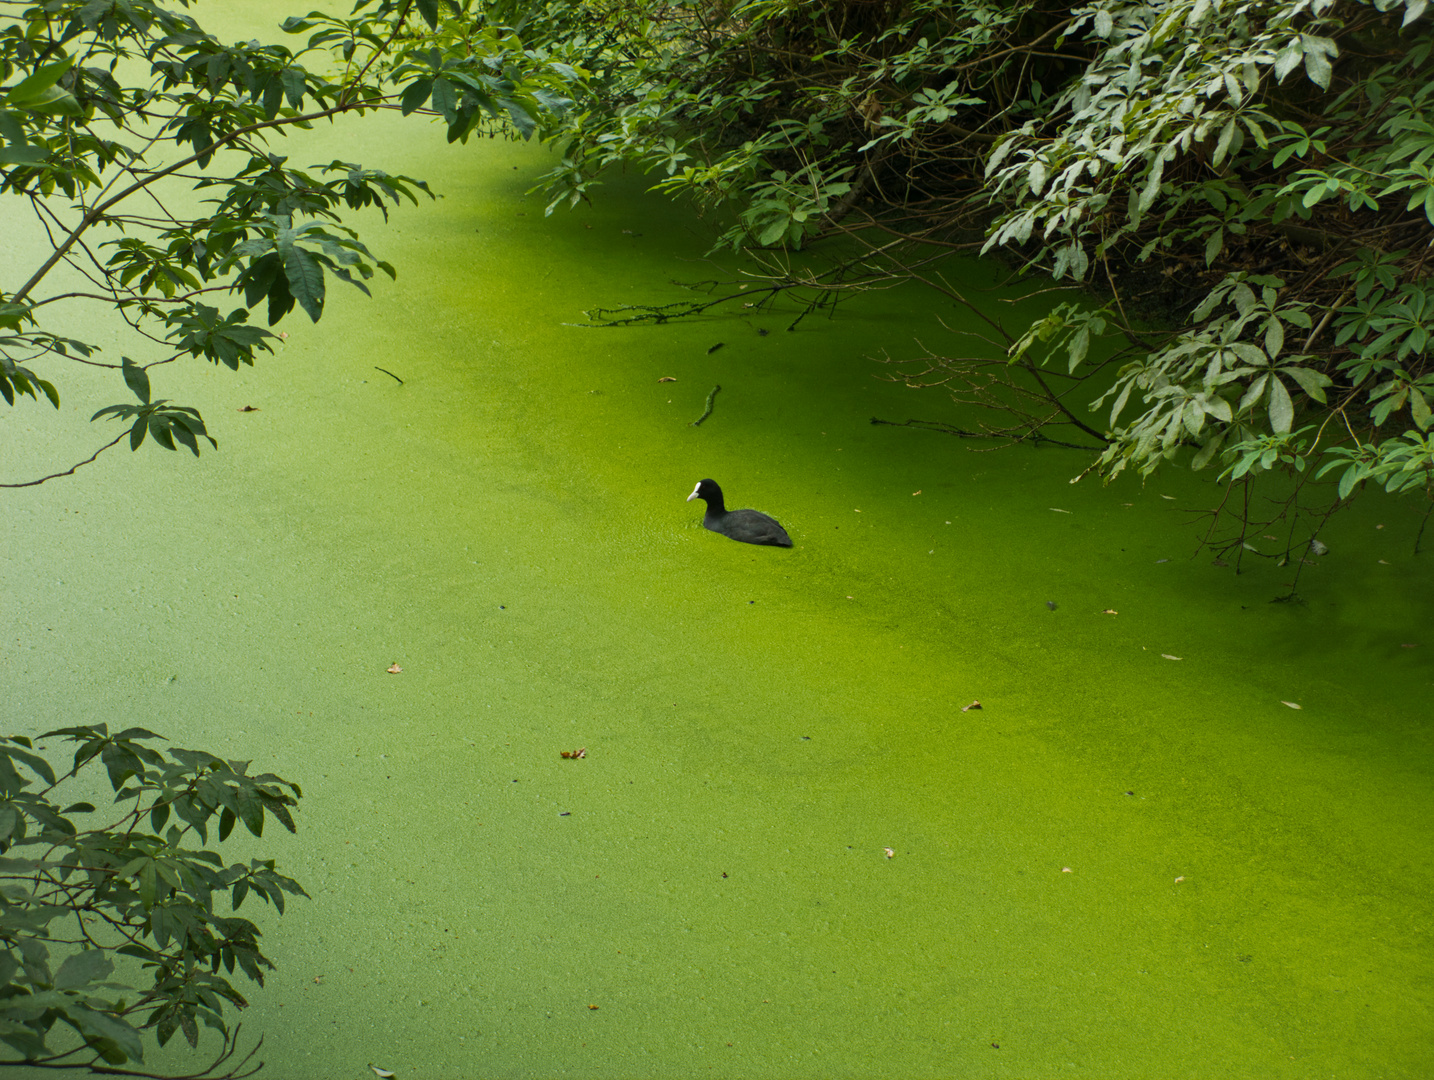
[559,811,571,816]
[992,1043,1000,1050]
[1125,791,1135,796]
[1212,558,1228,567]
[757,328,769,336]
[707,342,725,354]
[1046,600,1057,610]
[374,366,404,384]
[237,405,259,412]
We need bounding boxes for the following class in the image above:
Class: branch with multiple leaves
[0,725,305,1076]
[1,0,578,486]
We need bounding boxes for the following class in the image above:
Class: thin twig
[0,432,128,488]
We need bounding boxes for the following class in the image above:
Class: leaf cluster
[0,725,305,1076]
[1,0,578,486]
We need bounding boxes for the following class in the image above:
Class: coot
[687,479,792,547]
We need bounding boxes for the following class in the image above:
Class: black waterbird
[686,479,792,547]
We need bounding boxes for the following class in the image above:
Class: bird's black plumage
[687,479,792,547]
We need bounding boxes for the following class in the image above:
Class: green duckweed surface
[2,7,1432,1076]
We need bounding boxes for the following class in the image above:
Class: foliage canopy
[511,0,1434,556]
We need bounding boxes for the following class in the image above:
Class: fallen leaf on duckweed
[1174,876,1185,883]
[912,490,921,495]
[1161,654,1182,661]
[386,663,402,674]
[1102,609,1118,614]
[1379,559,1391,564]
[370,1067,396,1079]
[560,747,588,760]
[1160,494,1175,500]
[1049,507,1071,513]
[588,1004,599,1010]
[883,848,895,858]
[658,376,677,383]
[961,700,982,712]
[1061,867,1072,873]
[1281,701,1302,709]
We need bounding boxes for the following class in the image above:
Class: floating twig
[374,366,404,384]
[691,384,721,426]
[707,342,725,354]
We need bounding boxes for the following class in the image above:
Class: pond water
[3,6,1432,1077]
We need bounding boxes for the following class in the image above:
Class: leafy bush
[0,725,304,1077]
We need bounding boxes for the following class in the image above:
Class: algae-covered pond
[3,6,1432,1076]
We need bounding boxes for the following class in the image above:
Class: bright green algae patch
[3,23,1433,1080]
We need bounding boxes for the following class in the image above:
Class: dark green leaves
[91,401,217,456]
[121,357,150,403]
[3,57,82,117]
[0,726,307,1069]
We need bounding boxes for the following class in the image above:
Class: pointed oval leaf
[1268,375,1295,433]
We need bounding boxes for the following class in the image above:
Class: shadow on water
[3,7,1432,1076]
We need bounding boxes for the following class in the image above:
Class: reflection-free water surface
[2,5,1431,1076]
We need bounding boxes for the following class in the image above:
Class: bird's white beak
[686,482,701,502]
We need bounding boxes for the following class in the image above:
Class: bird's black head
[687,478,721,504]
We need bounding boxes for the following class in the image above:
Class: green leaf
[1268,376,1294,434]
[1411,389,1432,431]
[53,949,113,991]
[1282,366,1331,404]
[280,243,325,322]
[1337,463,1362,499]
[5,57,81,116]
[121,358,150,403]
[1191,429,1226,471]
[1301,36,1334,90]
[61,1004,144,1064]
[0,144,49,165]
[400,78,433,116]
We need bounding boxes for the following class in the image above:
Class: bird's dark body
[687,479,793,547]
